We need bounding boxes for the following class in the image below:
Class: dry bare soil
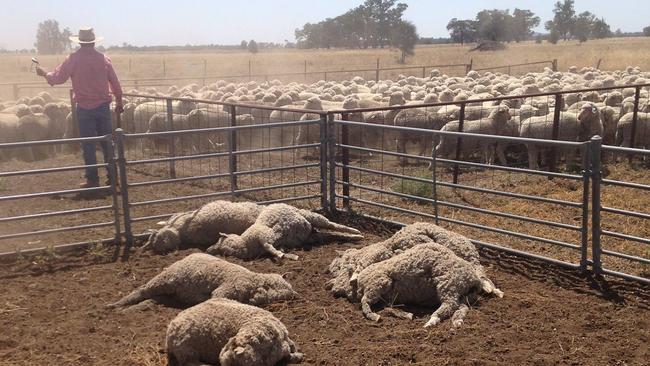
[0,216,649,366]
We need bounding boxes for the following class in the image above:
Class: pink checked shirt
[45,47,122,110]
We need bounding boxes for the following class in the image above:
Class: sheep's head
[143,227,180,254]
[490,105,511,124]
[220,320,290,366]
[248,273,298,305]
[577,103,603,141]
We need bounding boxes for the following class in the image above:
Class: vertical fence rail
[115,129,133,247]
[452,103,466,184]
[106,138,122,244]
[319,114,329,212]
[629,86,641,153]
[166,99,177,179]
[229,105,238,194]
[580,144,591,271]
[341,113,351,210]
[327,114,337,213]
[591,136,603,274]
[430,134,439,224]
[549,93,563,173]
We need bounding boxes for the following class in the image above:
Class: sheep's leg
[526,144,538,170]
[450,303,470,327]
[424,298,460,328]
[383,307,414,320]
[262,242,299,261]
[106,288,150,308]
[496,143,508,165]
[361,293,382,322]
[300,210,362,235]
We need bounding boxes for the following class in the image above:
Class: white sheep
[328,222,498,301]
[166,298,303,366]
[520,102,603,169]
[429,105,511,166]
[107,253,296,308]
[207,203,363,261]
[144,200,263,254]
[615,112,650,148]
[356,242,503,327]
[392,108,453,165]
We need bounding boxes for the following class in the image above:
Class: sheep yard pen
[0,85,649,365]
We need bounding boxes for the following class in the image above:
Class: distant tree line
[34,20,72,54]
[446,0,617,45]
[294,0,418,62]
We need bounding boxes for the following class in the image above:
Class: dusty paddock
[0,217,648,366]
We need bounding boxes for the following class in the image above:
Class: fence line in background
[1,84,649,286]
[0,58,573,99]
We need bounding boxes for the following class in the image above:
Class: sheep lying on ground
[207,203,363,260]
[166,298,303,366]
[356,242,503,327]
[327,222,498,300]
[144,200,263,254]
[428,105,511,166]
[107,253,296,308]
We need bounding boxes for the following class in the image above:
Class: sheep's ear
[234,346,246,355]
[281,272,292,279]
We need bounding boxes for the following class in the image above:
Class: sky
[0,0,649,50]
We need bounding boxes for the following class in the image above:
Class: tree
[34,19,72,54]
[643,26,650,37]
[548,29,560,44]
[476,9,513,42]
[446,18,478,44]
[591,18,612,39]
[361,0,408,48]
[391,20,418,63]
[248,40,258,53]
[511,8,540,42]
[572,11,595,42]
[546,0,575,41]
[240,40,248,50]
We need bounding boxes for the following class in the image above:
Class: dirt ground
[0,216,648,366]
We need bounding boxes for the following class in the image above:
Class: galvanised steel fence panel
[0,135,121,256]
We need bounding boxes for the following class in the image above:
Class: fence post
[422,66,426,78]
[304,60,308,81]
[324,72,328,81]
[341,113,350,211]
[595,59,602,70]
[327,114,337,214]
[548,93,563,173]
[552,59,558,72]
[106,135,122,245]
[467,58,473,73]
[580,142,591,271]
[319,114,329,212]
[229,105,238,194]
[431,130,439,225]
[165,99,176,179]
[629,86,641,153]
[12,84,19,100]
[590,136,602,275]
[452,102,466,184]
[114,129,133,249]
[375,58,380,82]
[248,60,252,81]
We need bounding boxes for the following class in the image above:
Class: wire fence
[0,83,648,286]
[0,59,562,100]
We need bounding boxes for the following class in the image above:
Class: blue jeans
[77,102,112,183]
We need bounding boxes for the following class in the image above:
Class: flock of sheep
[1,65,650,169]
[105,200,502,365]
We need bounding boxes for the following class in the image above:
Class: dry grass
[2,37,650,100]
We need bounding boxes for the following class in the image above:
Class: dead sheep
[207,203,363,261]
[356,242,503,327]
[144,200,263,254]
[107,253,296,308]
[327,222,498,301]
[166,298,303,366]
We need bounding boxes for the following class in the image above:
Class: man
[36,27,123,188]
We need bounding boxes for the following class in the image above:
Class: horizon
[1,0,649,50]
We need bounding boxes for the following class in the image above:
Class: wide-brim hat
[69,27,103,44]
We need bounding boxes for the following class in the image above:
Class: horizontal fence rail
[1,83,650,287]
